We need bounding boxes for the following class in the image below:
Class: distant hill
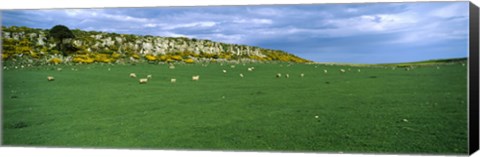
[378,57,467,66]
[1,26,310,64]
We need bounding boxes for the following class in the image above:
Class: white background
[0,0,479,157]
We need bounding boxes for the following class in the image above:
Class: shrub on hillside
[171,55,183,61]
[145,54,157,61]
[2,54,10,60]
[184,58,194,64]
[49,57,62,64]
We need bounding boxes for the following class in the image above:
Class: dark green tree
[49,25,76,56]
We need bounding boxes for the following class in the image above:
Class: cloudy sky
[1,2,469,63]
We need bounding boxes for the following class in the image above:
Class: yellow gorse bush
[49,58,62,64]
[184,58,194,64]
[171,55,183,61]
[145,54,157,61]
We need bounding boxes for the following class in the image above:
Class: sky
[1,2,470,63]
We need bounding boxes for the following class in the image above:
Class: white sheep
[171,78,176,83]
[285,74,290,78]
[223,69,227,73]
[129,73,137,78]
[324,69,328,74]
[300,73,304,77]
[357,69,361,72]
[192,75,200,81]
[147,75,152,79]
[169,65,175,69]
[139,78,148,84]
[230,65,236,68]
[340,69,346,73]
[47,76,54,81]
[276,73,282,78]
[240,73,244,78]
[247,68,252,71]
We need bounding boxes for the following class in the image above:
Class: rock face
[1,26,309,63]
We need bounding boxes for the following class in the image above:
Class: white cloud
[144,23,159,28]
[346,8,359,13]
[429,3,468,18]
[156,32,194,38]
[196,33,246,44]
[101,14,149,23]
[388,23,468,44]
[233,18,273,25]
[161,21,217,30]
[65,9,83,16]
[247,8,280,16]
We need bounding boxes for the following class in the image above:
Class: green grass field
[2,61,468,154]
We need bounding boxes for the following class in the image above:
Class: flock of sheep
[121,65,350,84]
[44,65,354,83]
[43,62,452,83]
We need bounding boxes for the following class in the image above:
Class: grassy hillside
[1,26,309,64]
[2,61,468,154]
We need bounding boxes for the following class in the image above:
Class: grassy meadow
[1,61,468,154]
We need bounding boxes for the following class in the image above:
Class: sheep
[300,73,304,77]
[169,65,175,69]
[436,66,440,69]
[139,78,148,84]
[247,68,253,71]
[47,76,55,81]
[230,65,236,68]
[192,75,200,81]
[171,78,176,83]
[276,73,282,78]
[357,69,361,72]
[240,73,244,78]
[147,75,152,79]
[223,69,227,73]
[285,74,290,78]
[324,69,328,74]
[340,69,346,73]
[129,73,137,78]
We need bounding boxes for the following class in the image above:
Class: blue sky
[1,2,469,63]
